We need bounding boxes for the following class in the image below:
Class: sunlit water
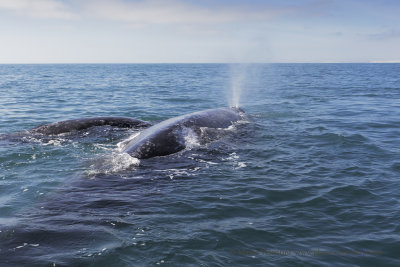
[0,64,399,266]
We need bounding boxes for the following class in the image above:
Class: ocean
[0,63,399,266]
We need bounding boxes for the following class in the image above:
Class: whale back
[122,107,242,159]
[30,117,150,135]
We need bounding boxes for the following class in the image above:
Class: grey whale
[1,117,150,143]
[4,107,244,159]
[121,107,244,159]
[30,117,150,135]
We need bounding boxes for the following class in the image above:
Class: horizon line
[1,61,400,65]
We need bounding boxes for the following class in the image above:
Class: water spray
[229,64,248,108]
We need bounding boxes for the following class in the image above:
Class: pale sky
[0,0,399,63]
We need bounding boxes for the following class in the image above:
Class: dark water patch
[307,132,369,146]
[390,162,400,172]
[365,121,400,129]
[326,185,377,201]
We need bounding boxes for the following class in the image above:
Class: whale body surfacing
[30,117,150,135]
[122,107,244,159]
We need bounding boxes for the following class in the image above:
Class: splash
[85,152,140,176]
[181,126,200,149]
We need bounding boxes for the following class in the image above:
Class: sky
[0,0,399,63]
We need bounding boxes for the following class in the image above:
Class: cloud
[0,0,332,26]
[365,29,400,40]
[81,0,290,26]
[0,0,77,19]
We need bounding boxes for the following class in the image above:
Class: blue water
[0,64,399,266]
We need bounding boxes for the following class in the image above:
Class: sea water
[0,63,399,266]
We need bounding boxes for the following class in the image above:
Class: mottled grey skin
[122,107,243,159]
[30,117,150,135]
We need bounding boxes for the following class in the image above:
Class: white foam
[181,127,200,149]
[224,152,247,169]
[236,162,247,169]
[24,135,70,147]
[15,243,28,249]
[225,152,239,160]
[42,138,68,146]
[153,167,198,179]
[85,152,140,176]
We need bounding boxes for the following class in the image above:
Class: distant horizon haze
[0,0,399,63]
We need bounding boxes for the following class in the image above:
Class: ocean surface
[0,63,399,266]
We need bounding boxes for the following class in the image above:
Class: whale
[30,117,151,135]
[2,108,244,159]
[1,116,150,143]
[121,107,244,159]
